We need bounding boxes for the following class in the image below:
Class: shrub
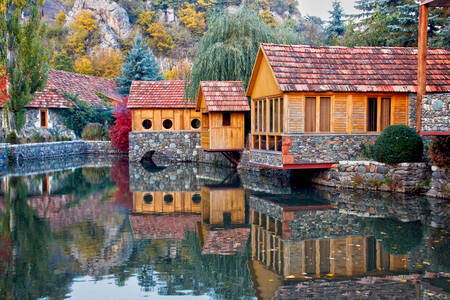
[81,123,104,140]
[110,97,131,152]
[31,131,45,143]
[429,136,450,168]
[359,143,375,159]
[6,131,19,144]
[374,125,423,164]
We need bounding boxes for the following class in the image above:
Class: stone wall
[22,108,76,139]
[427,166,450,199]
[421,93,450,132]
[312,161,431,194]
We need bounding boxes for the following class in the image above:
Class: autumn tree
[137,11,174,56]
[110,96,131,152]
[178,3,206,34]
[91,48,124,78]
[0,67,8,104]
[259,10,276,27]
[0,0,49,131]
[164,59,191,80]
[66,10,101,57]
[116,36,162,95]
[74,55,95,75]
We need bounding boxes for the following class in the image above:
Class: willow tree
[186,8,298,100]
[0,0,48,132]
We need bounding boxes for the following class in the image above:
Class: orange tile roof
[252,43,450,94]
[29,69,121,108]
[127,80,195,109]
[129,214,200,240]
[201,228,250,255]
[199,81,250,112]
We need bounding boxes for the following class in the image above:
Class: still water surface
[0,156,448,299]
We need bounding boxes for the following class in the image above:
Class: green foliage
[0,0,49,132]
[6,130,19,144]
[187,7,298,99]
[116,36,162,95]
[81,123,104,141]
[50,50,74,72]
[374,125,423,164]
[359,142,375,160]
[429,136,450,168]
[56,93,113,137]
[31,131,45,143]
[326,1,345,43]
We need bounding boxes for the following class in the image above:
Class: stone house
[246,44,450,169]
[1,69,121,138]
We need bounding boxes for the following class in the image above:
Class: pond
[0,156,448,299]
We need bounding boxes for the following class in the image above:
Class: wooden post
[416,3,429,133]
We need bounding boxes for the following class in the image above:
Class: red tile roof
[249,43,450,94]
[199,81,250,112]
[28,69,121,108]
[129,214,200,240]
[201,228,250,255]
[127,80,195,109]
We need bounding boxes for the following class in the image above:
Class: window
[40,110,48,128]
[380,98,391,131]
[163,119,173,129]
[191,118,201,129]
[368,98,377,132]
[222,112,231,126]
[142,119,152,130]
[192,193,201,204]
[144,194,153,204]
[319,97,331,132]
[164,194,173,203]
[223,212,232,226]
[305,97,316,132]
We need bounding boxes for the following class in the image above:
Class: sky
[298,0,359,20]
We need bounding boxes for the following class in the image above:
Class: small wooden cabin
[128,80,201,131]
[246,43,450,169]
[196,81,250,151]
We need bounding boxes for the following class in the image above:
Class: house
[196,81,250,152]
[246,44,450,169]
[1,69,121,138]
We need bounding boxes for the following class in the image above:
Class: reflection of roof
[127,80,195,109]
[130,214,200,239]
[252,43,450,94]
[201,228,250,255]
[199,81,250,112]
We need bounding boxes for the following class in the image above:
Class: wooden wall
[131,108,201,131]
[133,191,202,214]
[201,187,246,225]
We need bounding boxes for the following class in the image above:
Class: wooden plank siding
[131,108,201,131]
[133,191,203,214]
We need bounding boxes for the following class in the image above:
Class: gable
[246,48,282,99]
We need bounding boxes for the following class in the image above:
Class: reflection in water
[0,157,447,299]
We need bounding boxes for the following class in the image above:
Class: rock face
[41,0,65,22]
[68,0,132,49]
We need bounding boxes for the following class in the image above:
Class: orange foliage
[0,67,8,104]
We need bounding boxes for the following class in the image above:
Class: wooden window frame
[366,96,392,133]
[304,96,332,133]
[222,112,231,126]
[40,109,48,128]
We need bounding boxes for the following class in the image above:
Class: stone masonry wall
[312,161,431,194]
[421,93,450,132]
[427,166,450,199]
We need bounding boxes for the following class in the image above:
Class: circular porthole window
[191,118,201,129]
[142,119,152,130]
[192,193,201,204]
[163,119,173,129]
[143,193,153,204]
[164,194,174,203]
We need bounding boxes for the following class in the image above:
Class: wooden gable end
[196,88,207,112]
[246,48,282,99]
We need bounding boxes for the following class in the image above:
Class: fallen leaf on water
[286,275,295,279]
[423,261,430,265]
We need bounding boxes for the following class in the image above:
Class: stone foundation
[421,93,450,132]
[427,166,450,199]
[312,161,431,194]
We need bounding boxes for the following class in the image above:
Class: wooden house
[128,80,201,132]
[246,44,450,169]
[196,81,250,151]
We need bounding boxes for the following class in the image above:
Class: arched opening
[143,194,153,204]
[164,194,174,203]
[163,119,173,129]
[142,119,152,130]
[191,118,201,129]
[192,193,201,204]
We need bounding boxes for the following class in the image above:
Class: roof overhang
[421,0,450,6]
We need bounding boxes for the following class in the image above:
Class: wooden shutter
[380,98,391,131]
[333,95,347,133]
[305,97,316,132]
[352,95,366,133]
[320,97,331,132]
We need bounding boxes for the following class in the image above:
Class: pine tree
[327,1,345,43]
[0,0,49,132]
[50,50,74,72]
[116,36,162,95]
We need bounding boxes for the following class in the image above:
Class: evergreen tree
[116,36,162,95]
[0,0,48,132]
[50,50,74,72]
[327,1,345,44]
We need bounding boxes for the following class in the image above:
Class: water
[0,156,448,299]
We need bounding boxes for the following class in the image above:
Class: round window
[164,194,174,203]
[191,118,201,129]
[143,193,153,204]
[163,119,173,129]
[192,193,201,204]
[142,119,152,130]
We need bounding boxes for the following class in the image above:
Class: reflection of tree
[429,228,449,272]
[110,158,133,210]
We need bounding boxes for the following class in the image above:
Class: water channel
[0,156,448,299]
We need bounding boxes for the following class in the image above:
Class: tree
[164,59,191,80]
[0,0,49,132]
[177,3,207,35]
[91,48,124,78]
[74,55,95,75]
[116,36,162,95]
[50,50,74,72]
[298,16,327,46]
[187,8,297,99]
[0,67,8,104]
[327,1,345,43]
[137,12,174,56]
[66,10,100,57]
[259,10,277,27]
[110,97,131,152]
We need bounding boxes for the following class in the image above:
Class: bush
[6,131,19,144]
[81,123,104,141]
[429,136,450,168]
[110,97,131,152]
[31,131,45,143]
[374,125,423,164]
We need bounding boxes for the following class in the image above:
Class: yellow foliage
[145,22,174,56]
[66,10,100,56]
[198,0,217,11]
[259,10,276,27]
[74,56,95,76]
[163,59,191,80]
[56,10,66,25]
[177,3,206,35]
[137,11,156,28]
[91,48,124,78]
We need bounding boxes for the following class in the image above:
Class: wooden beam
[416,4,429,133]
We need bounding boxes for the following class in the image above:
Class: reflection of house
[133,191,202,214]
[246,44,450,169]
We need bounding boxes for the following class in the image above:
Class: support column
[416,3,429,133]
